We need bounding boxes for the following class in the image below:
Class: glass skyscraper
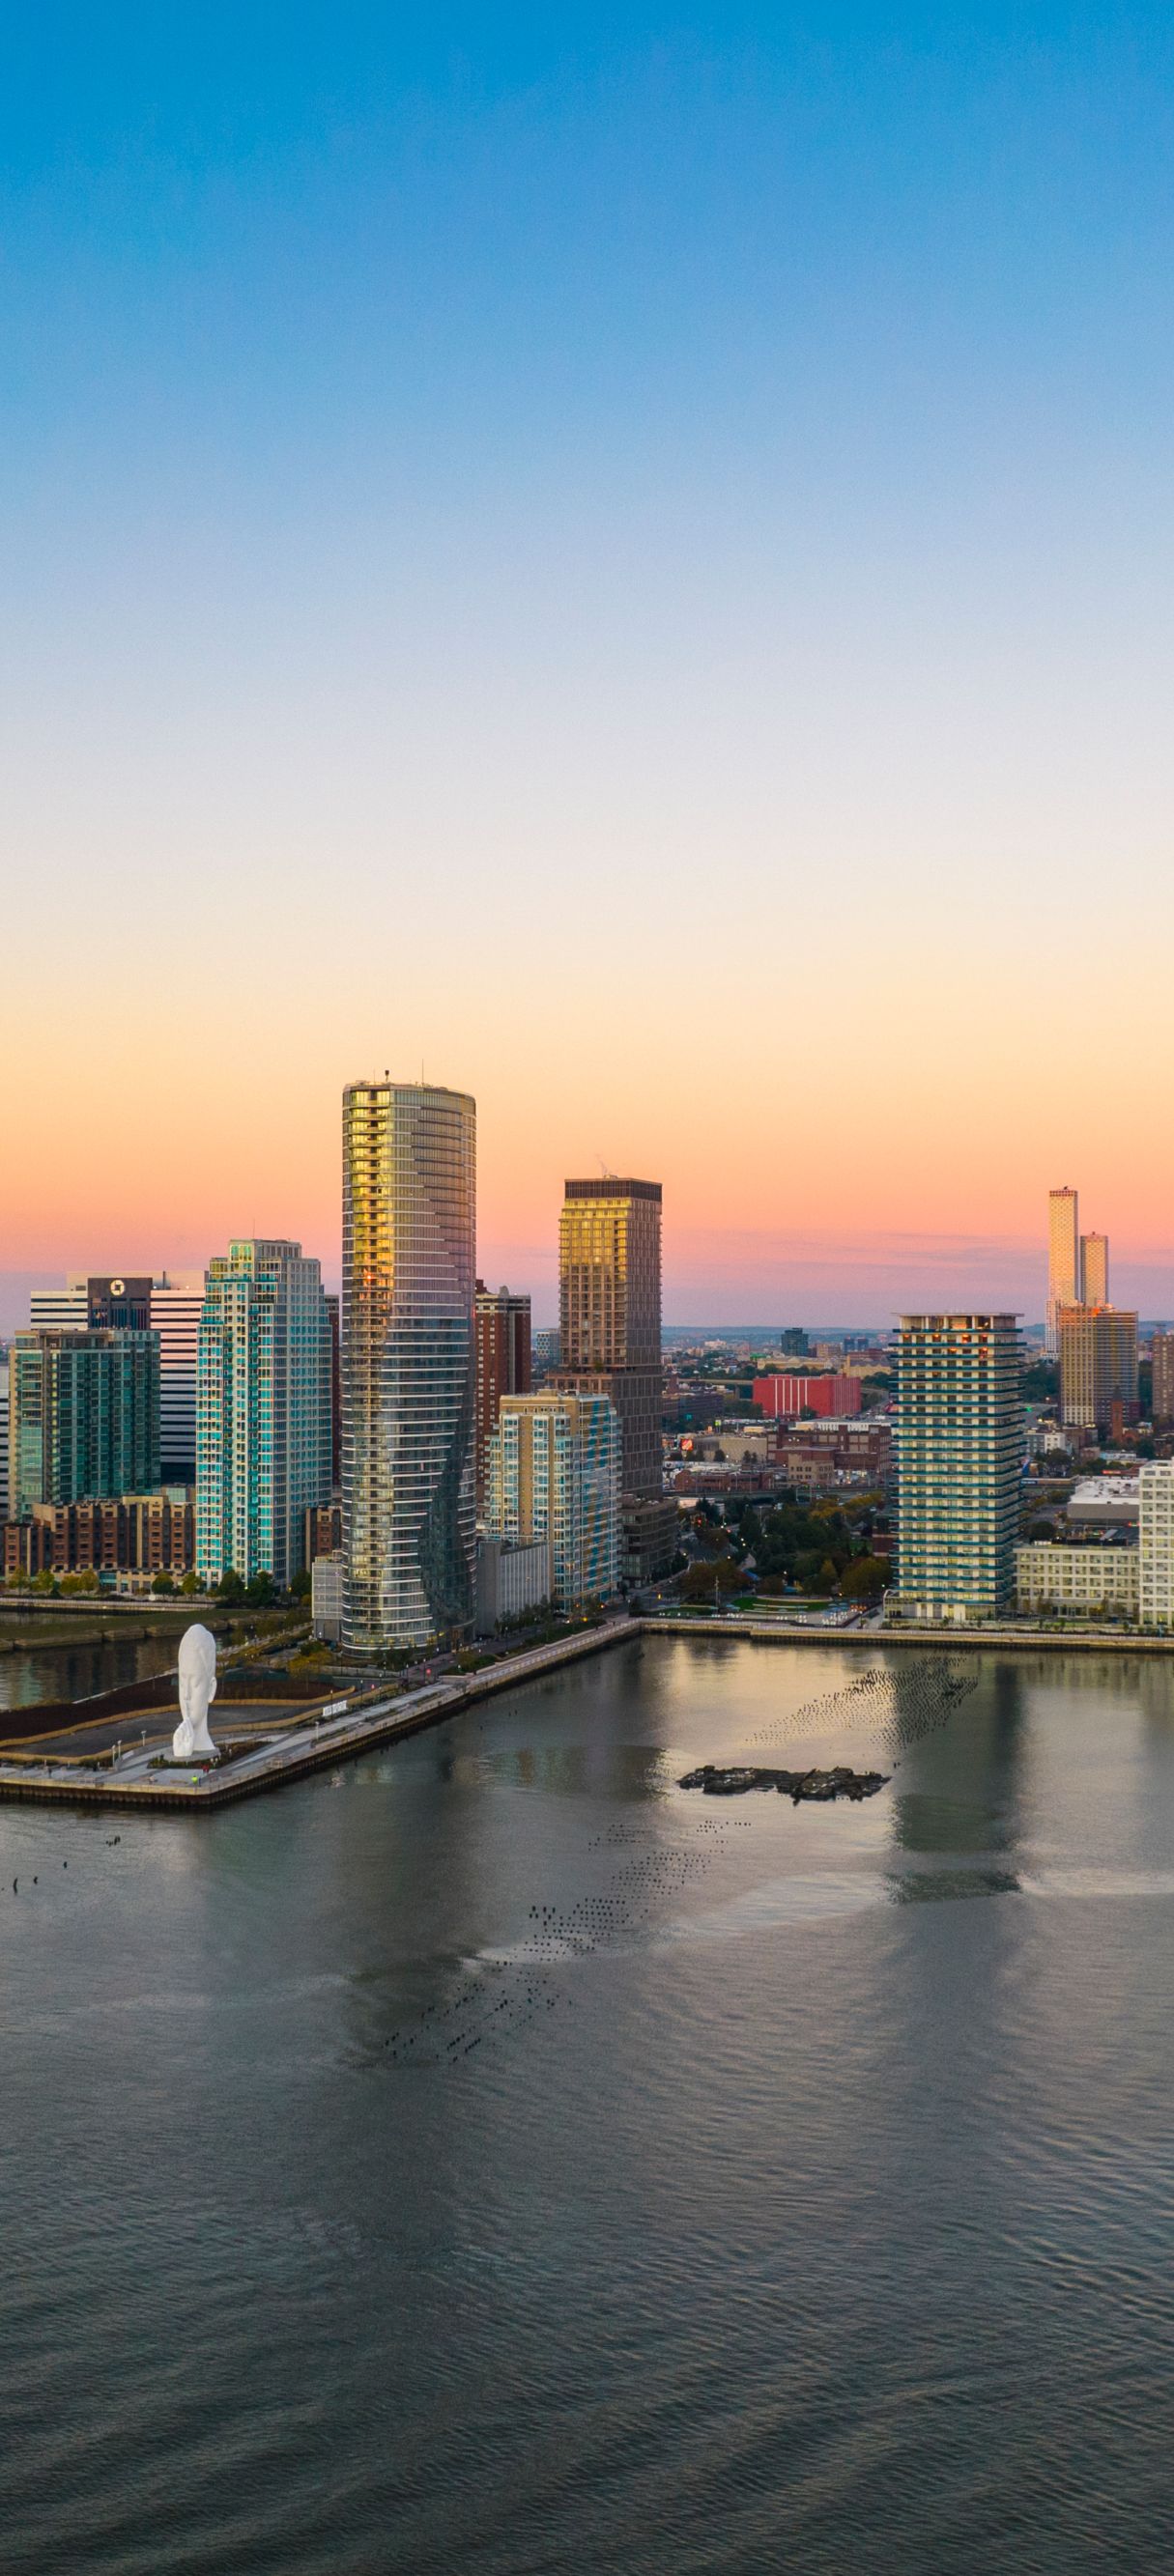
[342,1081,476,1653]
[9,1329,160,1514]
[196,1239,332,1588]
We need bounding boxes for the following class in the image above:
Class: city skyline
[8,1197,1174,1342]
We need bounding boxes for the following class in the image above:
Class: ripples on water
[3,1637,1174,2574]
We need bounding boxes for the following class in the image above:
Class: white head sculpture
[173,1623,218,1760]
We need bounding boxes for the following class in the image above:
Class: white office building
[1015,1543,1138,1617]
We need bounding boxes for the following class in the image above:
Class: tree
[840,1556,889,1600]
[289,1567,312,1599]
[245,1571,276,1608]
[680,1556,740,1600]
[181,1571,202,1595]
[215,1569,245,1604]
[151,1572,176,1596]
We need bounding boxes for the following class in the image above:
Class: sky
[5,3,1174,1327]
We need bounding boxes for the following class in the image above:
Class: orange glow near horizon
[8,947,1174,1324]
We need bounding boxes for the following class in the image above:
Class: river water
[3,1634,1173,2575]
[0,1630,179,1717]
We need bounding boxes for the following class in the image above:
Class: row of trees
[4,1565,311,1604]
[681,1495,891,1601]
[4,1567,205,1599]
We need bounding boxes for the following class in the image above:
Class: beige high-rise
[1080,1232,1109,1305]
[1059,1303,1138,1435]
[1046,1187,1079,1357]
[552,1178,663,1497]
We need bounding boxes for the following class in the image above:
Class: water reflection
[0,1630,177,1714]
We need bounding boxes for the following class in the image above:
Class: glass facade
[343,1083,476,1653]
[9,1330,160,1514]
[196,1240,331,1587]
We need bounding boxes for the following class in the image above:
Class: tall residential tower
[552,1177,662,1497]
[342,1081,476,1652]
[9,1328,159,1516]
[474,1281,530,1515]
[488,1390,620,1607]
[1046,1188,1079,1357]
[196,1239,331,1587]
[895,1314,1021,1622]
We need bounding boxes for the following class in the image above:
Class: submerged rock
[678,1763,889,1803]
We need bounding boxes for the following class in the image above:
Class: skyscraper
[30,1273,203,1482]
[552,1177,662,1497]
[196,1239,331,1587]
[9,1329,160,1516]
[342,1081,476,1652]
[1080,1232,1109,1306]
[488,1390,619,1606]
[895,1314,1021,1622]
[1058,1303,1138,1436]
[474,1281,530,1514]
[1046,1188,1079,1357]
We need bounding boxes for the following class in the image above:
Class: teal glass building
[8,1329,160,1515]
[196,1240,332,1588]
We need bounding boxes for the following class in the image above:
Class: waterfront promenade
[0,1618,640,1812]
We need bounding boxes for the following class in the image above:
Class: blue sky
[6,5,1174,1322]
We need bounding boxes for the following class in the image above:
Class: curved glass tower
[342,1081,476,1653]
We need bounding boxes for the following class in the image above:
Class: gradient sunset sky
[6,4,1174,1327]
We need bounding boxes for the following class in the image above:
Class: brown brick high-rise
[474,1283,531,1514]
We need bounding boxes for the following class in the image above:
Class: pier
[0,1617,639,1811]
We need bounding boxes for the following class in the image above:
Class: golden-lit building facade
[342,1081,476,1652]
[555,1178,662,1497]
[1059,1304,1138,1436]
[1080,1232,1109,1306]
[1046,1186,1079,1357]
